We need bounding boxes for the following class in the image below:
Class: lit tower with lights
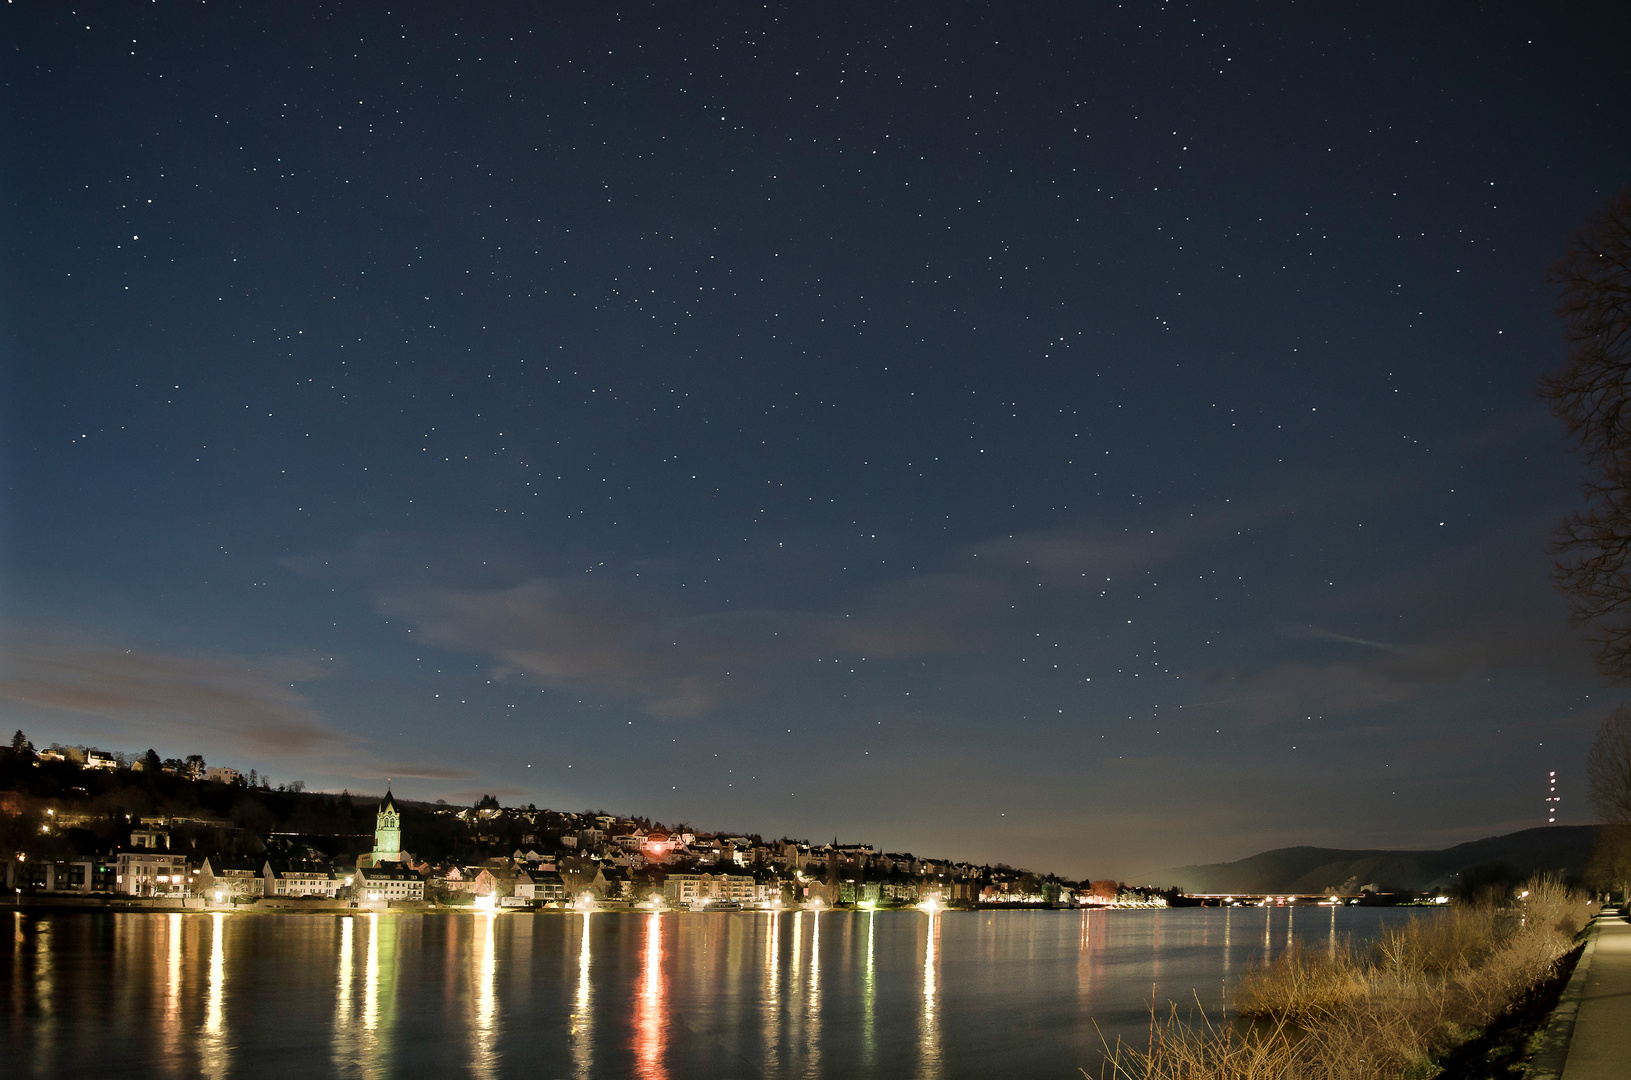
[1546,770,1560,825]
[372,786,402,865]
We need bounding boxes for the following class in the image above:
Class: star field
[3,1,1630,876]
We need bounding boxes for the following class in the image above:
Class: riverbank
[1096,878,1598,1080]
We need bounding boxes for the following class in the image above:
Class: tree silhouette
[1589,704,1631,825]
[1538,188,1631,678]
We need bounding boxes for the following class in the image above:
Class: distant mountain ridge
[1140,825,1600,895]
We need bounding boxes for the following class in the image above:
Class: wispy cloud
[375,574,972,719]
[0,633,488,791]
[0,638,345,755]
[1198,610,1596,725]
[289,517,1232,720]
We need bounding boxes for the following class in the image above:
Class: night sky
[4,2,1630,879]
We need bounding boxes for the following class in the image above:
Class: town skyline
[7,729,1595,891]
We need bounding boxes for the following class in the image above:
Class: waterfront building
[115,851,192,896]
[5,858,110,894]
[663,873,705,906]
[356,864,424,902]
[514,870,565,902]
[196,856,263,900]
[262,862,343,898]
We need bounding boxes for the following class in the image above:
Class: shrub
[1097,877,1596,1080]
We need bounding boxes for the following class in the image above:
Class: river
[1,905,1424,1078]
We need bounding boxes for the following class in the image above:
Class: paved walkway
[1561,910,1631,1080]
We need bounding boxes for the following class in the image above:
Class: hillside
[1140,825,1600,894]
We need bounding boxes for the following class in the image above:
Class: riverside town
[3,733,1198,911]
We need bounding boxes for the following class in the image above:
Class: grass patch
[1089,877,1596,1080]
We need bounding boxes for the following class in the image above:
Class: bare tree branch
[1587,705,1631,825]
[1538,188,1631,679]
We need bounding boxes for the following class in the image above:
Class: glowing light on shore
[472,895,496,912]
[916,896,942,913]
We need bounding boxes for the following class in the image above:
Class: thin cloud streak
[0,638,344,755]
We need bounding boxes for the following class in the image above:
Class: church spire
[372,783,402,865]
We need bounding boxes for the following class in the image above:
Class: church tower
[372,789,402,865]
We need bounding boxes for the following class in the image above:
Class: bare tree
[1538,188,1631,678]
[1586,705,1631,899]
[1589,704,1631,825]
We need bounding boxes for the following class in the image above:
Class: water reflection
[362,913,396,1076]
[1076,908,1096,1007]
[806,909,822,1076]
[763,911,782,1075]
[569,911,593,1080]
[786,910,804,1072]
[29,912,56,1073]
[920,908,942,1079]
[200,913,228,1080]
[163,913,182,1074]
[334,917,356,1074]
[472,913,499,1080]
[863,910,877,1073]
[8,905,1430,1080]
[634,911,667,1079]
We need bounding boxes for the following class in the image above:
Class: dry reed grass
[1090,877,1596,1080]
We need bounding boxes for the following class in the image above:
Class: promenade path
[1560,909,1631,1080]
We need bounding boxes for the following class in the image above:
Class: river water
[2,906,1423,1078]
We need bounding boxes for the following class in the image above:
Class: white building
[663,873,706,905]
[116,851,192,896]
[263,862,343,898]
[129,828,170,850]
[196,857,263,900]
[356,865,424,902]
[514,871,565,902]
